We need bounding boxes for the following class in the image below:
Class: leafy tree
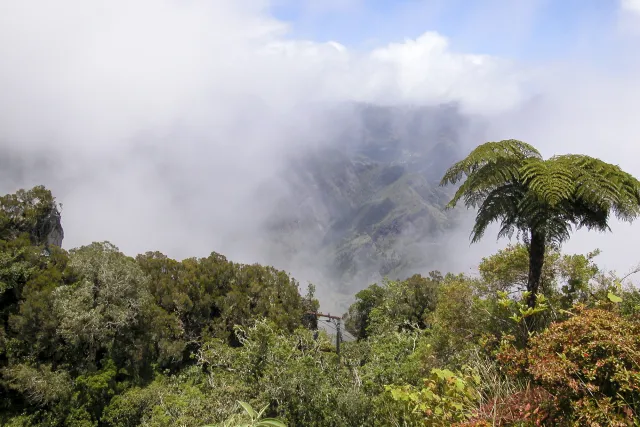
[477,244,559,297]
[476,243,605,344]
[427,274,486,364]
[0,187,69,420]
[300,283,320,331]
[0,186,64,333]
[2,363,72,407]
[441,139,640,311]
[345,273,441,340]
[136,252,309,350]
[6,245,71,366]
[0,237,42,326]
[344,283,386,340]
[51,242,153,374]
[101,366,239,427]
[215,264,306,343]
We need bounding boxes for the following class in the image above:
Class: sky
[271,0,620,60]
[1,0,640,304]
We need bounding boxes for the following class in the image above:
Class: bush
[386,368,481,426]
[499,306,640,425]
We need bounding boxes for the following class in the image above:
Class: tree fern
[440,139,640,314]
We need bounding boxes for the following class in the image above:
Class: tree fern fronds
[440,139,541,187]
[440,138,640,311]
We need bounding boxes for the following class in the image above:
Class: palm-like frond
[440,139,542,188]
[448,157,529,209]
[521,154,640,222]
[470,183,526,243]
[441,140,640,246]
[440,139,640,312]
[565,197,610,233]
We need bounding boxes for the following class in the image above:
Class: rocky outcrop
[36,204,64,247]
[0,185,64,248]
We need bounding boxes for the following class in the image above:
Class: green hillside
[263,103,469,293]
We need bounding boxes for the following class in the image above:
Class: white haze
[1,1,640,309]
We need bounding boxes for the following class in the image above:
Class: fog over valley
[2,0,640,312]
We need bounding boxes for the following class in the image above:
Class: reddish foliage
[456,386,554,426]
[485,306,640,426]
[526,307,640,425]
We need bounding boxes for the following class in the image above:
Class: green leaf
[238,401,258,419]
[256,404,269,419]
[608,291,623,303]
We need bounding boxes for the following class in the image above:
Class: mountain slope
[262,103,475,294]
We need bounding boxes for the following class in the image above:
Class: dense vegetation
[1,141,640,426]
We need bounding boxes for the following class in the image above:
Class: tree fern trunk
[526,229,545,309]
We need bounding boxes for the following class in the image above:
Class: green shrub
[386,368,481,426]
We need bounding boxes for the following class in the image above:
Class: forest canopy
[1,172,640,426]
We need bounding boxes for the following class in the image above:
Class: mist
[2,1,640,311]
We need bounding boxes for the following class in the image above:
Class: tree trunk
[526,229,546,309]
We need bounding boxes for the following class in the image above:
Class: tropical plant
[440,139,640,311]
[206,401,286,427]
[386,368,481,426]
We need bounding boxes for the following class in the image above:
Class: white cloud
[368,32,529,112]
[0,1,288,151]
[0,0,527,168]
[622,0,640,14]
[619,0,640,35]
[1,0,640,294]
[258,31,530,114]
